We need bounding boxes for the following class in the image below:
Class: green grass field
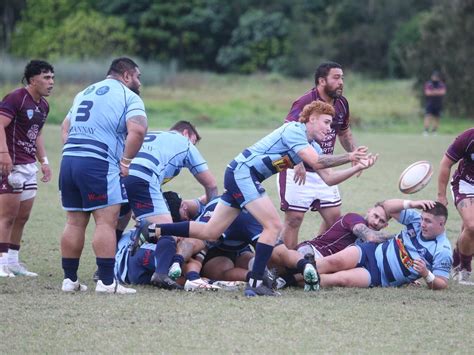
[1,125,473,353]
[2,71,472,133]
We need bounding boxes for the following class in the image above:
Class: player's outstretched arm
[437,155,456,206]
[382,199,436,220]
[35,131,52,183]
[352,223,394,243]
[316,154,377,186]
[298,145,368,171]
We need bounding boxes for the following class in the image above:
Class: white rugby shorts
[277,169,341,212]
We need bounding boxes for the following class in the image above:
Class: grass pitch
[1,126,473,353]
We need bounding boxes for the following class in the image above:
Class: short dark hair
[23,60,54,84]
[314,61,342,86]
[163,191,183,222]
[107,57,139,76]
[425,202,448,220]
[169,120,201,143]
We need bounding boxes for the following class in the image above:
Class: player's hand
[411,200,436,210]
[349,146,369,163]
[356,153,378,170]
[120,164,129,177]
[413,259,429,278]
[40,163,52,182]
[293,162,306,185]
[437,195,448,206]
[0,152,13,176]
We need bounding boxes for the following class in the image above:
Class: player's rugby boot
[8,263,38,277]
[244,282,280,297]
[303,263,320,291]
[62,278,87,292]
[168,262,182,280]
[96,280,136,294]
[184,278,220,291]
[458,269,474,285]
[150,272,183,290]
[129,219,158,256]
[262,267,277,289]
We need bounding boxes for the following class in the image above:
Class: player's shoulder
[2,87,27,103]
[342,213,366,227]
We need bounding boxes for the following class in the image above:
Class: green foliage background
[1,0,474,116]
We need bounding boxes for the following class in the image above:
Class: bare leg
[9,197,35,247]
[60,211,90,258]
[317,205,341,235]
[457,198,474,256]
[281,210,305,250]
[315,246,361,274]
[320,268,371,288]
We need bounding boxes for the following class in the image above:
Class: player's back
[63,78,143,163]
[130,131,207,184]
[231,122,316,181]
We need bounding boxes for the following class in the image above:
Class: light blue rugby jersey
[375,209,452,287]
[230,122,321,181]
[129,131,209,184]
[63,78,147,163]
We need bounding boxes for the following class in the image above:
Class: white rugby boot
[62,278,88,292]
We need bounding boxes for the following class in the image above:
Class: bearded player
[278,61,360,250]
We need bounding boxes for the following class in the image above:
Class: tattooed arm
[298,145,369,170]
[352,223,395,243]
[338,128,357,153]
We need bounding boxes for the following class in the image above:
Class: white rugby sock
[8,249,19,265]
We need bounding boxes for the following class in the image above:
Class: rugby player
[278,61,359,249]
[309,200,452,290]
[437,128,474,285]
[0,60,54,277]
[59,57,147,294]
[123,121,217,289]
[137,100,377,296]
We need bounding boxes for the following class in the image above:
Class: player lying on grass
[307,200,452,290]
[134,99,378,296]
[276,201,393,288]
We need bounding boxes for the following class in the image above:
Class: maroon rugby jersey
[0,87,49,164]
[446,128,474,185]
[285,87,350,155]
[297,213,365,257]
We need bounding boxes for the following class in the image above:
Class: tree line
[1,0,473,116]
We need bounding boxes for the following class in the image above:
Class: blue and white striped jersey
[63,78,146,163]
[129,131,208,184]
[375,209,452,287]
[230,122,322,181]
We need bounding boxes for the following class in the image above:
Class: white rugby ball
[398,161,433,194]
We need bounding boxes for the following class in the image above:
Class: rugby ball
[398,161,433,194]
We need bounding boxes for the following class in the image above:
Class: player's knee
[463,220,474,236]
[285,213,304,229]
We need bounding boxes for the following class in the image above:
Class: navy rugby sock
[296,259,310,274]
[186,271,200,281]
[172,254,185,266]
[96,257,115,285]
[159,222,190,238]
[154,236,176,274]
[250,242,274,281]
[62,258,80,282]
